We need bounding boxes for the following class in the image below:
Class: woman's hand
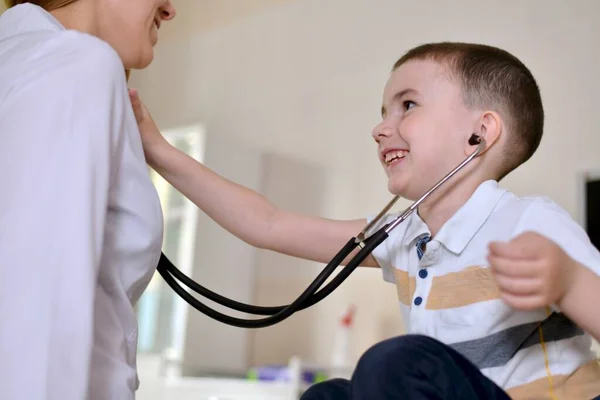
[128,88,170,166]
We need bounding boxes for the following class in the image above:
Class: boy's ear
[465,110,502,156]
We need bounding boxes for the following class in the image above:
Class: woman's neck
[50,0,98,36]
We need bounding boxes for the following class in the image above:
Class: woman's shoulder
[33,30,124,80]
[6,29,125,90]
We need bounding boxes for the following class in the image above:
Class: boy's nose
[372,122,394,142]
[160,1,176,21]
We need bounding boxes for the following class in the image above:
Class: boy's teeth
[385,150,407,164]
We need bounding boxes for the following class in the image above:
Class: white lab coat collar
[0,3,64,42]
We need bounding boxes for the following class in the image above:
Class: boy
[131,42,600,399]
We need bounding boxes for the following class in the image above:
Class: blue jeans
[301,334,600,400]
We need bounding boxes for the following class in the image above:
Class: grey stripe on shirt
[449,312,584,369]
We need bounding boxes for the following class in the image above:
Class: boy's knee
[354,334,447,377]
[300,378,350,400]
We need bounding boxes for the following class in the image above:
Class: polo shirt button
[414,297,423,306]
[419,269,428,279]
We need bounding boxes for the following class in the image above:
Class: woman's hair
[4,0,77,10]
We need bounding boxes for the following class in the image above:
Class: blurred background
[4,0,599,398]
[130,1,600,398]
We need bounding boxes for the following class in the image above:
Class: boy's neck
[417,178,490,237]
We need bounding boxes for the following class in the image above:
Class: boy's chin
[387,180,419,201]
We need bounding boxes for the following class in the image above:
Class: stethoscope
[156,134,486,328]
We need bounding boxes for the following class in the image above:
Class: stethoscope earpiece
[468,133,482,146]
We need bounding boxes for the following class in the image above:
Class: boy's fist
[487,232,576,310]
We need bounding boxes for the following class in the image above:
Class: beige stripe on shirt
[392,266,501,308]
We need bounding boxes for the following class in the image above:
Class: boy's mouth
[382,149,409,167]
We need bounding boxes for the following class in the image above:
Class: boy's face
[373,59,479,200]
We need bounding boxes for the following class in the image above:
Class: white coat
[0,4,164,399]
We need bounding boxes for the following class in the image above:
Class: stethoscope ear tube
[156,228,388,328]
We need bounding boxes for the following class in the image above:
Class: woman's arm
[0,38,127,399]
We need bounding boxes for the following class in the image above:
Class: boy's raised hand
[487,232,577,310]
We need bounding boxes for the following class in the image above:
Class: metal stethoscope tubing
[156,136,486,328]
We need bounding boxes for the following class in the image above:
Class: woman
[0,0,175,399]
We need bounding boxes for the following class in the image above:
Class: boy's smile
[381,148,409,169]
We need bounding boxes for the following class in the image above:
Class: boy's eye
[403,100,416,111]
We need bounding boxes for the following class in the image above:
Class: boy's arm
[130,90,379,267]
[153,143,377,266]
[556,262,600,343]
[488,231,600,343]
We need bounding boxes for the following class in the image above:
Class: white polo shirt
[368,180,600,399]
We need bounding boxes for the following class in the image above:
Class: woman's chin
[124,48,154,70]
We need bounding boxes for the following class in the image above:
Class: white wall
[131,0,600,369]
[135,0,600,214]
[177,136,403,374]
[248,152,403,368]
[179,135,263,376]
